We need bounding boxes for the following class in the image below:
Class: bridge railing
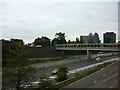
[56,43,120,49]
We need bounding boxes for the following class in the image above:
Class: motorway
[33,53,119,81]
[32,53,113,69]
[60,58,119,88]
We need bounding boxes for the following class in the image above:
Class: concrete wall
[24,46,64,59]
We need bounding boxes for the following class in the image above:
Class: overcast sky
[0,0,119,43]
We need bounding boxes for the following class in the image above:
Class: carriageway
[56,43,120,60]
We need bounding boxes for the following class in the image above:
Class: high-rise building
[103,32,116,43]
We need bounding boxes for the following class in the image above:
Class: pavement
[60,58,119,88]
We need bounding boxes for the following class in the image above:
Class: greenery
[2,41,37,90]
[76,37,80,43]
[56,72,67,82]
[39,75,53,88]
[52,32,67,46]
[34,36,50,47]
[2,39,25,67]
[56,66,68,82]
[57,66,68,73]
[28,58,62,65]
[2,42,11,66]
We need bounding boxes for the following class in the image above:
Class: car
[63,56,67,58]
[96,57,102,63]
[52,69,58,75]
[52,67,69,75]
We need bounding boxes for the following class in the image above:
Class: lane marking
[103,75,105,77]
[68,58,118,74]
[93,81,97,83]
[64,60,118,88]
[97,73,118,85]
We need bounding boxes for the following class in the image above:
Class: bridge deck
[56,43,120,51]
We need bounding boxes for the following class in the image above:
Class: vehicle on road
[96,57,102,63]
[52,67,69,75]
[52,69,58,75]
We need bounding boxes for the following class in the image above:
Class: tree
[2,43,37,90]
[55,32,66,44]
[3,65,36,89]
[51,38,57,46]
[34,36,50,47]
[52,32,67,46]
[68,40,71,44]
[56,66,68,82]
[76,37,80,43]
[2,42,11,66]
[2,39,24,67]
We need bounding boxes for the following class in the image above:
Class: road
[34,54,119,80]
[32,53,114,69]
[60,58,119,88]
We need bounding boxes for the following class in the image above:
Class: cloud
[1,2,118,43]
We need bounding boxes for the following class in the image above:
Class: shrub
[39,75,52,88]
[58,66,68,73]
[56,66,68,82]
[56,72,67,82]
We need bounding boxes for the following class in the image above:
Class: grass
[43,60,116,90]
[28,58,62,65]
[28,55,85,66]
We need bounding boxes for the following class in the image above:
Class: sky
[0,0,119,44]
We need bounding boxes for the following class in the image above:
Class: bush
[56,72,67,82]
[58,66,68,73]
[56,66,68,82]
[39,75,52,88]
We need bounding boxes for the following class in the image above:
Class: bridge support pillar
[112,51,114,55]
[62,50,64,57]
[87,50,91,60]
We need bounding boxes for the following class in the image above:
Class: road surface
[34,55,119,80]
[32,53,115,69]
[60,58,119,88]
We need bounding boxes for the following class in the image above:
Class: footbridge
[56,43,120,60]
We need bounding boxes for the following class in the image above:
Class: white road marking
[103,75,105,77]
[93,81,97,83]
[49,75,57,79]
[97,73,118,85]
[67,58,118,74]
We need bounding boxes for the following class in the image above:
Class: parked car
[52,69,58,75]
[96,57,102,62]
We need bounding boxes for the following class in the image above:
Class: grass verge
[28,56,85,66]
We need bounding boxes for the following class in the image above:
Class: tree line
[33,32,81,47]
